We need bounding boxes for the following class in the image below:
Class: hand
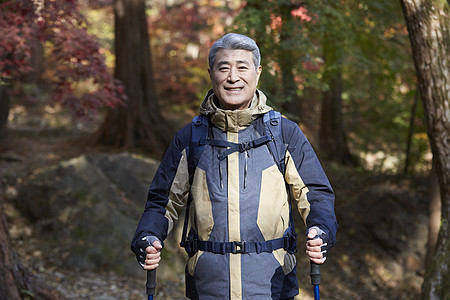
[306,228,327,264]
[143,240,163,271]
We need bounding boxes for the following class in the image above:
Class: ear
[256,65,262,83]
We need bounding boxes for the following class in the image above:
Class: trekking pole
[310,261,320,300]
[146,269,156,300]
[138,237,158,299]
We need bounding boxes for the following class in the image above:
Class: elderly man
[131,33,338,300]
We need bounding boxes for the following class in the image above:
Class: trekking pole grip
[146,269,156,297]
[310,261,321,300]
[310,261,321,285]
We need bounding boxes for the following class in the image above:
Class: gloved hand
[306,227,329,264]
[136,236,163,270]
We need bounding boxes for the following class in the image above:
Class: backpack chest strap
[200,135,272,160]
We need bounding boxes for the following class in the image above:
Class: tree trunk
[399,1,450,299]
[319,37,356,165]
[94,0,172,158]
[404,88,419,174]
[278,2,301,120]
[425,160,441,269]
[0,86,9,139]
[0,189,63,300]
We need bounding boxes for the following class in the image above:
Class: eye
[219,66,230,72]
[238,66,248,70]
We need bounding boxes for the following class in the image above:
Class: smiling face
[209,49,262,110]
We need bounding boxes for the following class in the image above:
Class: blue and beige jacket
[131,89,338,300]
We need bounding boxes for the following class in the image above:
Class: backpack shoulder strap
[188,115,209,185]
[263,110,297,253]
[181,114,208,250]
[263,110,286,175]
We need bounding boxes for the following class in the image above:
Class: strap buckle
[239,141,253,152]
[232,241,245,254]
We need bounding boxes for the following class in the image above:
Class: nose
[227,67,239,83]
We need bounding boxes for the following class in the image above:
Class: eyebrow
[216,60,251,68]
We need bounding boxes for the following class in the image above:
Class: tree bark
[278,2,301,120]
[0,86,9,139]
[94,0,173,158]
[404,88,419,174]
[399,1,450,299]
[0,189,64,300]
[425,160,441,270]
[319,37,356,165]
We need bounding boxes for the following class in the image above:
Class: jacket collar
[199,89,273,133]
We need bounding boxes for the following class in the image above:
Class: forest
[0,0,449,299]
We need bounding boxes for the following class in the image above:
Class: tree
[319,56,352,163]
[231,0,319,122]
[93,0,173,157]
[233,1,420,170]
[312,0,415,167]
[0,86,9,138]
[425,160,441,269]
[317,4,354,164]
[274,1,302,116]
[0,189,64,300]
[0,1,124,297]
[147,1,241,113]
[303,1,352,164]
[0,0,125,120]
[0,0,35,137]
[399,0,450,299]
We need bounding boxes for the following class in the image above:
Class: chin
[225,95,246,103]
[224,101,246,109]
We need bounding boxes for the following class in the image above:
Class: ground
[1,122,427,299]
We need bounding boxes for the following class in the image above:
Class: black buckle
[232,241,245,254]
[239,141,253,152]
[183,235,198,257]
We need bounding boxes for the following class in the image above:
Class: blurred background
[1,0,448,299]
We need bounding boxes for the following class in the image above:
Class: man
[131,33,338,300]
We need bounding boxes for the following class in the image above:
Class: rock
[357,183,428,258]
[355,180,428,291]
[15,152,161,276]
[0,151,24,162]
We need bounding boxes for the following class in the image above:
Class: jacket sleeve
[282,118,338,247]
[130,124,192,255]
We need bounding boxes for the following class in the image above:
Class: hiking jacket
[131,89,338,300]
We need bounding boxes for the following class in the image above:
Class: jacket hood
[199,89,273,132]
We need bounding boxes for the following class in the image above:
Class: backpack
[180,110,297,255]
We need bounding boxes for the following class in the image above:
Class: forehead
[214,49,254,66]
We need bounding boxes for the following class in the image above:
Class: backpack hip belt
[184,235,296,256]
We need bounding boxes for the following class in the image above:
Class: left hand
[306,228,326,264]
[143,240,163,270]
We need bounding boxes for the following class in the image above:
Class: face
[209,49,262,110]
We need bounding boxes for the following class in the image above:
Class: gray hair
[208,33,261,71]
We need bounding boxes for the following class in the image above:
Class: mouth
[224,87,243,92]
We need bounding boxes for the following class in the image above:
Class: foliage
[331,1,424,166]
[230,0,322,107]
[147,0,242,114]
[231,0,428,173]
[0,0,125,118]
[0,0,431,172]
[0,1,36,80]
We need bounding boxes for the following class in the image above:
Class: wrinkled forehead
[212,49,255,68]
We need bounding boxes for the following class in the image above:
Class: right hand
[143,240,163,270]
[306,228,327,264]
